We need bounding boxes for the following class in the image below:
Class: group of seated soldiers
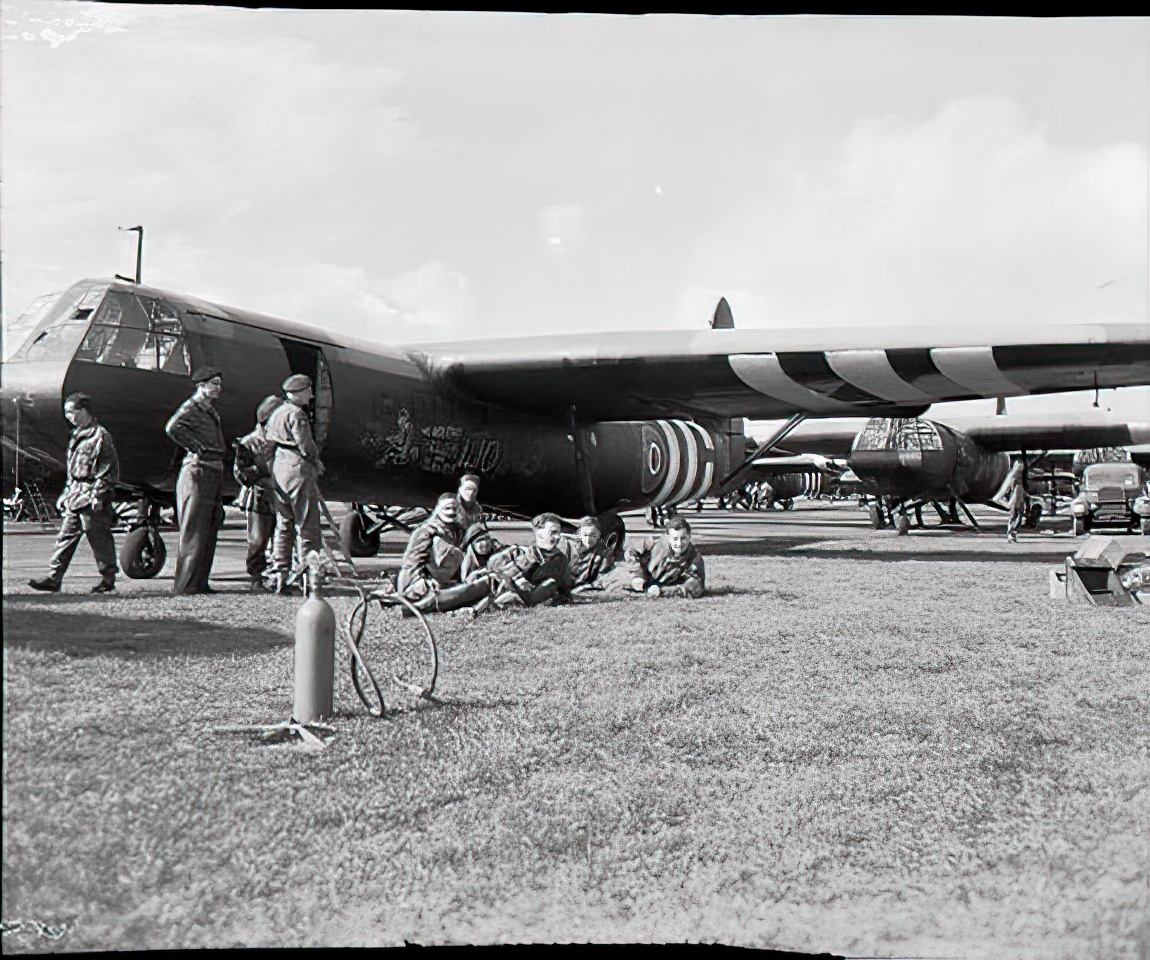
[394,474,706,616]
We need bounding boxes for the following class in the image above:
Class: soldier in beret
[265,373,324,593]
[165,367,227,594]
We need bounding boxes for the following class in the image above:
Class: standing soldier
[165,368,227,595]
[234,395,283,592]
[28,393,120,593]
[266,373,324,593]
[1006,465,1028,544]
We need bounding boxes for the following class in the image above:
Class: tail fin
[711,297,734,330]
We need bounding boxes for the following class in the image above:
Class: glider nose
[1,360,68,496]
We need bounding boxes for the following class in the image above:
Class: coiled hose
[337,583,439,718]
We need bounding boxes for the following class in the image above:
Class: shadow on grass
[2,607,290,659]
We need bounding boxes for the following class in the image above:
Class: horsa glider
[746,411,1150,534]
[2,280,1148,572]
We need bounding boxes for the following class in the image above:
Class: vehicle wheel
[868,504,884,529]
[339,508,381,558]
[120,526,167,579]
[1024,502,1042,529]
[894,513,911,536]
[781,498,794,511]
[597,510,627,563]
[1071,516,1085,537]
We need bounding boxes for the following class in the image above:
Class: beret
[191,366,223,383]
[256,395,282,425]
[282,373,313,392]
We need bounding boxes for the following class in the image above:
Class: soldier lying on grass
[483,512,575,609]
[622,515,706,599]
[558,515,617,593]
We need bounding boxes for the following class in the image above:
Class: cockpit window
[9,283,108,363]
[854,417,943,453]
[74,291,191,375]
[3,292,61,361]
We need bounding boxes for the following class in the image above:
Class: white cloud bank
[681,97,1148,332]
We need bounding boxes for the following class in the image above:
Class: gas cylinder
[293,562,335,724]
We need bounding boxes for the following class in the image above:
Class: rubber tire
[1024,502,1042,530]
[597,510,627,563]
[782,499,794,511]
[868,504,885,529]
[340,509,381,558]
[894,513,911,536]
[1071,516,1085,537]
[120,526,167,579]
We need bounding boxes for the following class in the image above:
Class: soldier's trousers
[246,511,277,577]
[173,462,224,595]
[47,506,118,584]
[271,461,322,573]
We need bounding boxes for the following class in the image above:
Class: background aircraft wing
[932,413,1150,452]
[415,321,1150,422]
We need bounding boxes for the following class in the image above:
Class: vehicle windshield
[1083,463,1141,487]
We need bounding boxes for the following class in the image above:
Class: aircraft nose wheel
[120,526,167,579]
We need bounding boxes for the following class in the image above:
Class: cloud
[145,251,478,344]
[682,96,1149,331]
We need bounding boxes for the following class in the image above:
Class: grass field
[3,550,1149,957]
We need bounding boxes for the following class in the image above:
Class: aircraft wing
[931,413,1150,452]
[414,321,1150,422]
[748,453,844,475]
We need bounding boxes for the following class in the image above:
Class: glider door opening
[278,338,333,451]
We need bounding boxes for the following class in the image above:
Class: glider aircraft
[3,278,1149,572]
[751,412,1150,533]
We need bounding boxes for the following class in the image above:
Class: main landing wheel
[894,512,911,536]
[340,507,382,558]
[868,504,885,529]
[120,526,168,579]
[597,511,627,563]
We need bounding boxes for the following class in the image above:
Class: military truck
[1068,462,1150,536]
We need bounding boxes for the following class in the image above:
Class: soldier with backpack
[234,395,284,592]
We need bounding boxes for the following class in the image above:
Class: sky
[2,4,1149,419]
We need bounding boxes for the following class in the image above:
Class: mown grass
[3,555,1149,957]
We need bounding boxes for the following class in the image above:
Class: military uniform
[1006,478,1027,543]
[625,536,706,598]
[457,496,499,579]
[41,418,120,588]
[487,541,574,606]
[559,535,616,588]
[397,516,466,603]
[165,374,227,595]
[234,421,279,581]
[265,379,323,575]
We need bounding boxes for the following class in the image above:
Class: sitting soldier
[560,515,617,593]
[456,473,504,579]
[625,515,705,599]
[485,512,574,608]
[396,493,494,615]
[396,494,472,611]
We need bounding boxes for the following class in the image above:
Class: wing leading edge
[414,322,1150,422]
